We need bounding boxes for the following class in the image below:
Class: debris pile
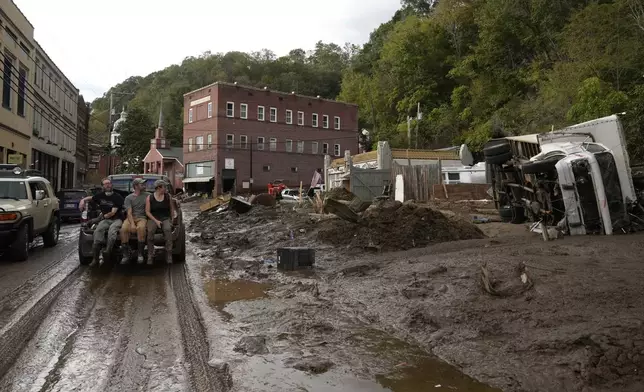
[317,200,485,251]
[325,187,355,201]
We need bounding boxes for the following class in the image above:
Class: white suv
[0,164,60,261]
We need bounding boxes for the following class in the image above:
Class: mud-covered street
[2,200,644,392]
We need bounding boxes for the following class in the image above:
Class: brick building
[143,108,184,191]
[182,82,359,195]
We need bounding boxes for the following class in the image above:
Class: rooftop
[183,81,358,107]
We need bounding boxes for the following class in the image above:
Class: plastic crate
[277,247,315,271]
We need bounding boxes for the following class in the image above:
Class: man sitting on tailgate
[119,178,149,265]
[79,177,124,266]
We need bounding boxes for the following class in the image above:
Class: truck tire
[78,241,92,266]
[11,224,29,261]
[173,230,186,264]
[484,141,511,157]
[485,151,513,165]
[42,215,60,247]
[499,205,526,224]
[522,158,560,174]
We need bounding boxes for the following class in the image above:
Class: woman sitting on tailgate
[145,180,175,265]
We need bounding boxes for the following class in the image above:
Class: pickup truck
[77,174,186,265]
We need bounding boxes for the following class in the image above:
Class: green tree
[116,107,155,173]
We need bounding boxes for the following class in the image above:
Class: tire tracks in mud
[170,264,233,392]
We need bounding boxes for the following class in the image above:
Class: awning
[182,177,213,184]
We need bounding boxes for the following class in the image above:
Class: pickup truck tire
[173,231,186,264]
[522,158,560,174]
[42,215,60,247]
[11,224,29,261]
[78,241,92,265]
[483,141,511,157]
[485,151,513,165]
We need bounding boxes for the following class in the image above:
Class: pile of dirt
[325,187,355,201]
[317,200,485,251]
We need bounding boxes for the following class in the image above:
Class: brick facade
[183,82,359,194]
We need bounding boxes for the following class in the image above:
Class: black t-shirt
[92,191,124,219]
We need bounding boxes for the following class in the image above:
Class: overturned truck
[484,114,644,235]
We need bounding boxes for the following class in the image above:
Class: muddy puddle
[203,278,271,320]
[351,329,501,391]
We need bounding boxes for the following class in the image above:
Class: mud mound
[325,187,355,201]
[317,202,485,251]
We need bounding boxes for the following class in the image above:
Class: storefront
[61,159,75,189]
[31,149,60,190]
[0,127,30,168]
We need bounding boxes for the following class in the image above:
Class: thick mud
[189,199,644,392]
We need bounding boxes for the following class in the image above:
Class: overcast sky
[15,0,400,102]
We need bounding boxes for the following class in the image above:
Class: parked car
[57,188,91,222]
[77,174,185,265]
[0,164,60,261]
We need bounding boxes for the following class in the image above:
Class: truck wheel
[172,231,186,264]
[485,151,513,165]
[43,215,60,247]
[11,224,29,261]
[78,240,92,265]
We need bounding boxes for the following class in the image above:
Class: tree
[116,107,155,173]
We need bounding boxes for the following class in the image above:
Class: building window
[269,107,277,122]
[257,106,265,121]
[207,133,212,148]
[188,108,193,123]
[207,102,212,118]
[263,165,271,172]
[196,136,204,150]
[240,135,248,149]
[334,116,341,130]
[291,167,298,173]
[297,111,304,126]
[188,138,193,152]
[286,139,293,152]
[257,136,265,150]
[312,113,318,127]
[285,110,292,124]
[226,102,234,117]
[312,142,319,154]
[297,141,304,153]
[2,53,12,109]
[226,134,234,148]
[334,144,341,156]
[240,103,248,119]
[323,115,329,128]
[17,68,26,117]
[269,137,277,151]
[322,143,329,154]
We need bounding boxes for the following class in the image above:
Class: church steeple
[151,105,168,149]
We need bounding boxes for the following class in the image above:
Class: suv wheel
[11,224,29,261]
[172,231,186,264]
[43,215,60,247]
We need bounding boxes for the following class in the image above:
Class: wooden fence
[391,162,441,201]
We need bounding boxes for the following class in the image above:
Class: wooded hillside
[91,0,644,163]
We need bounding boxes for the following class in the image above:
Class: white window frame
[207,102,213,118]
[334,144,341,156]
[207,133,213,149]
[286,139,293,152]
[240,103,248,119]
[188,137,193,152]
[312,113,318,127]
[188,108,193,123]
[285,110,292,124]
[257,136,265,150]
[240,135,248,149]
[312,142,319,154]
[226,134,234,148]
[297,140,304,153]
[322,143,329,154]
[269,137,277,151]
[257,106,265,121]
[269,107,277,123]
[297,111,304,126]
[196,135,204,151]
[323,115,329,129]
[226,102,234,117]
[334,116,340,130]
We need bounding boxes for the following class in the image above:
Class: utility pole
[407,116,412,148]
[249,142,253,194]
[108,93,114,175]
[416,102,422,149]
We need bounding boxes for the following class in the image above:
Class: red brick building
[182,82,359,195]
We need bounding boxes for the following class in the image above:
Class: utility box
[277,247,315,270]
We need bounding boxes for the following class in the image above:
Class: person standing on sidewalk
[119,178,149,264]
[78,178,124,266]
[145,180,175,265]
